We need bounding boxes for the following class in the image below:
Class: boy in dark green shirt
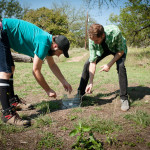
[0,18,72,126]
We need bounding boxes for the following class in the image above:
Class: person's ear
[102,33,105,39]
[55,43,60,50]
[52,43,59,50]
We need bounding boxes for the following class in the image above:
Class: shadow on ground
[28,86,150,119]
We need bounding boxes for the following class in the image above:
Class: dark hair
[88,24,104,39]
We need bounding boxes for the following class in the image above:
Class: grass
[124,110,150,128]
[86,115,122,134]
[37,132,63,150]
[0,47,150,149]
[33,115,53,128]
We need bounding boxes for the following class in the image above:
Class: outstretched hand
[47,89,57,98]
[85,84,93,94]
[63,81,72,94]
[99,64,110,72]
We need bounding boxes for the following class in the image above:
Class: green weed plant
[69,122,103,150]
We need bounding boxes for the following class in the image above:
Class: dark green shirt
[89,25,127,62]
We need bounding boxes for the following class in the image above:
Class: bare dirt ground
[0,54,150,150]
[1,83,150,150]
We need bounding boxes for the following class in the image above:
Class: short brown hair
[88,24,104,39]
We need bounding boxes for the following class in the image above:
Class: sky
[18,0,128,26]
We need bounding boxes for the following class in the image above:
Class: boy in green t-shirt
[76,24,129,112]
[0,18,72,126]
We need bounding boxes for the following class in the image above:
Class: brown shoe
[2,107,31,127]
[9,95,34,111]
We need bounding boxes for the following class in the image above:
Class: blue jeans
[78,49,128,100]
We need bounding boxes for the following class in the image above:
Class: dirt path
[67,53,88,62]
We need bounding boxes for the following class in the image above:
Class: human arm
[46,56,72,93]
[99,50,124,72]
[85,61,96,94]
[32,54,56,98]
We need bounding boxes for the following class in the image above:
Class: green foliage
[23,7,69,35]
[37,132,63,150]
[0,0,29,19]
[69,122,103,149]
[109,0,150,47]
[124,110,150,127]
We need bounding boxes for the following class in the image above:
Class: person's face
[90,33,105,44]
[54,49,63,57]
[90,36,103,44]
[51,48,63,57]
[50,43,63,57]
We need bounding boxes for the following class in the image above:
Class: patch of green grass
[124,110,150,128]
[147,142,150,148]
[68,115,78,121]
[83,115,122,134]
[71,107,83,113]
[105,132,118,146]
[35,100,61,114]
[123,141,136,147]
[130,101,144,107]
[0,118,24,133]
[136,136,144,143]
[60,126,69,131]
[0,133,6,147]
[33,115,53,128]
[37,132,63,150]
[94,106,102,111]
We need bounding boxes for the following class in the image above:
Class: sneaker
[1,107,31,127]
[121,99,130,111]
[9,95,34,111]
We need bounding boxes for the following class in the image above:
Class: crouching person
[0,18,72,126]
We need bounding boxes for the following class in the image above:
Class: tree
[83,0,117,9]
[0,0,28,20]
[23,7,69,35]
[109,0,150,47]
[51,1,96,47]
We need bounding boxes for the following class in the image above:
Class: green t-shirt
[2,18,52,60]
[89,25,127,62]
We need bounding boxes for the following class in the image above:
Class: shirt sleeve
[34,43,49,60]
[115,32,127,53]
[89,39,98,62]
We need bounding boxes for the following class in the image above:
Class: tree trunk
[12,53,33,63]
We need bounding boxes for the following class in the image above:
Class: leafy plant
[69,122,103,149]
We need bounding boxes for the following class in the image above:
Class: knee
[0,72,12,80]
